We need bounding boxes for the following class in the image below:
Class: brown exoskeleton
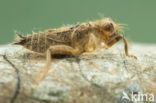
[14,18,137,85]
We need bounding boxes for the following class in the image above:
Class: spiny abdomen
[14,32,49,53]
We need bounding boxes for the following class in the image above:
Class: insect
[14,18,137,85]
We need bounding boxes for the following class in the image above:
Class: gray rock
[0,43,156,103]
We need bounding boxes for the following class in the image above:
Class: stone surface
[0,43,156,103]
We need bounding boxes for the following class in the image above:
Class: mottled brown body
[15,30,71,53]
[14,18,137,85]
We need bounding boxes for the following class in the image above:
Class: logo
[121,91,130,101]
[121,91,154,102]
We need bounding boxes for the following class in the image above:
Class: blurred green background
[0,0,156,44]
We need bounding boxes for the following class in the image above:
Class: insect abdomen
[14,32,48,53]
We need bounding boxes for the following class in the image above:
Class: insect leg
[122,36,137,59]
[106,35,137,59]
[106,34,122,47]
[33,45,80,85]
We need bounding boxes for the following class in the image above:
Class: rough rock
[0,43,156,103]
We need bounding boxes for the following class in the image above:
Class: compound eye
[104,23,114,32]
